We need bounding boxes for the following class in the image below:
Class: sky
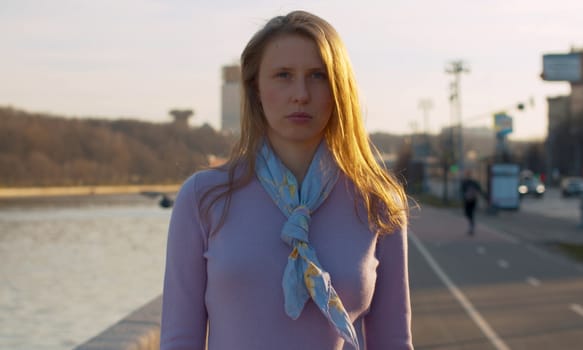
[1,0,582,140]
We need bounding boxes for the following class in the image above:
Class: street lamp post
[445,61,470,178]
[418,98,433,193]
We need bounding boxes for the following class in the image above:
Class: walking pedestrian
[460,169,485,235]
[160,10,412,350]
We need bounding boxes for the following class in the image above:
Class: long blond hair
[204,10,408,234]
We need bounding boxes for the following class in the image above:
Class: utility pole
[418,98,433,135]
[445,61,470,177]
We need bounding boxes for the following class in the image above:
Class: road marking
[570,304,583,317]
[477,246,486,255]
[526,277,541,287]
[483,226,519,244]
[497,260,509,269]
[410,232,511,350]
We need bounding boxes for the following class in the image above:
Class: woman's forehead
[260,35,324,69]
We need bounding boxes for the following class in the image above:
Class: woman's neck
[268,138,322,184]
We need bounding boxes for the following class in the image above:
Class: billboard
[542,53,582,82]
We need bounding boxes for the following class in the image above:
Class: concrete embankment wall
[74,295,162,350]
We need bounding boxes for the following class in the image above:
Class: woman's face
[257,34,333,150]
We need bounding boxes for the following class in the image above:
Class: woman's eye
[276,72,291,79]
[311,71,327,80]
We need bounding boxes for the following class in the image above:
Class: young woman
[161,10,412,350]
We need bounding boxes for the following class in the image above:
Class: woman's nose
[292,79,310,104]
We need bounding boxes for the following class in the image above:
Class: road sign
[494,113,513,137]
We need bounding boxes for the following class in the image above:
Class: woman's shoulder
[179,168,231,195]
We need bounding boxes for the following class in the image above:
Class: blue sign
[542,53,582,82]
[494,113,513,136]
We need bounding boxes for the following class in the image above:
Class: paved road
[409,206,583,350]
[519,188,582,223]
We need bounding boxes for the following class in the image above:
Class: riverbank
[0,185,181,209]
[0,184,181,198]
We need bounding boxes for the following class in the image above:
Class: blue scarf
[255,141,359,350]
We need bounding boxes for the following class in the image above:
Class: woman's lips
[286,112,313,122]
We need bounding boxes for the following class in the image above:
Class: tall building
[547,95,571,135]
[571,83,583,116]
[221,65,241,134]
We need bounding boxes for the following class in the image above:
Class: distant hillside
[0,106,236,187]
[2,105,546,190]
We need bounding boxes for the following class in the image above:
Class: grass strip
[555,242,583,263]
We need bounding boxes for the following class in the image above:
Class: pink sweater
[161,169,413,350]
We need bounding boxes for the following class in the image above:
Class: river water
[0,194,172,350]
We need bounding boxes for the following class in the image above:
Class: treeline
[0,105,550,189]
[0,106,236,187]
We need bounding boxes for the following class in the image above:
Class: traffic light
[517,103,525,110]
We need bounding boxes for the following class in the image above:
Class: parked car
[518,176,545,198]
[561,177,583,197]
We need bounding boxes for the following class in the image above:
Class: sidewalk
[418,203,583,246]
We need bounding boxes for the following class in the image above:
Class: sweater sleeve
[364,226,413,350]
[161,175,208,350]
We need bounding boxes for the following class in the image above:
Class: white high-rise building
[221,65,241,134]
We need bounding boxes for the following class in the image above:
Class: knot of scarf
[281,206,310,245]
[255,141,359,350]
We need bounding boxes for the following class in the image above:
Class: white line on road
[526,277,541,287]
[570,304,583,317]
[497,260,509,269]
[481,225,520,244]
[410,232,511,350]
